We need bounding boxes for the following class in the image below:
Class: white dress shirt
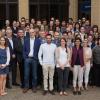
[8,38,13,49]
[28,37,35,57]
[6,47,10,65]
[38,43,56,67]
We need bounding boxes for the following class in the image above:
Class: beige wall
[18,0,29,20]
[91,0,100,29]
[69,0,78,22]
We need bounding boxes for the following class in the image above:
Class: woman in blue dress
[0,37,10,96]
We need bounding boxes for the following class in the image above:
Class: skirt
[0,66,9,75]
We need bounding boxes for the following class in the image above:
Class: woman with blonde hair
[83,39,92,90]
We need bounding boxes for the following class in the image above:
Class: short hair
[18,28,24,32]
[46,34,52,38]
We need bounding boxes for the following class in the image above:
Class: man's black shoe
[13,83,20,86]
[43,90,48,95]
[49,90,55,95]
[78,91,81,95]
[32,87,37,93]
[73,91,77,95]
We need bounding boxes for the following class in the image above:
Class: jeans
[24,58,38,88]
[57,67,69,92]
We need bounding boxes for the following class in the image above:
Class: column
[18,0,29,20]
[91,0,100,29]
[69,0,78,22]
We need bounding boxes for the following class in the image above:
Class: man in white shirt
[6,28,19,88]
[23,29,41,93]
[38,34,56,95]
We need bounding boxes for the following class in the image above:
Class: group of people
[0,17,100,96]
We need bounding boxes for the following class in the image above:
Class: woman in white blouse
[83,39,92,90]
[56,37,71,96]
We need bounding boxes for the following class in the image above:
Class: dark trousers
[57,67,69,92]
[37,64,43,87]
[53,67,58,91]
[18,60,24,87]
[6,59,17,87]
[12,59,17,84]
[24,58,38,88]
[93,63,100,87]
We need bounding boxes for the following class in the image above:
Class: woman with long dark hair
[71,38,84,95]
[56,37,71,96]
[0,37,10,96]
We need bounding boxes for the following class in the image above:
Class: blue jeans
[24,58,38,88]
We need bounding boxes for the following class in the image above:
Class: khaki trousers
[42,65,55,91]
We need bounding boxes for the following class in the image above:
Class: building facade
[0,0,100,28]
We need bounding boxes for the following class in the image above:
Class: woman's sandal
[1,92,7,96]
[63,92,68,96]
[59,91,63,96]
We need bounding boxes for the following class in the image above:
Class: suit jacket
[71,46,84,67]
[23,37,41,60]
[16,37,24,62]
[6,37,17,60]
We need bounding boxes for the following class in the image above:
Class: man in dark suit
[16,29,25,88]
[23,28,41,93]
[6,28,19,88]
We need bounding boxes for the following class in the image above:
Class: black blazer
[16,37,24,62]
[6,37,18,60]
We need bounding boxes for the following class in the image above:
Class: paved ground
[0,87,100,100]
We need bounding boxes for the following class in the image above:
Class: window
[40,5,49,19]
[30,5,38,19]
[0,0,18,27]
[0,0,6,3]
[0,4,6,28]
[8,0,18,2]
[9,4,18,21]
[29,0,69,20]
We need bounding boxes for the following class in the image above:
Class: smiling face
[46,35,52,44]
[75,38,81,47]
[0,37,6,46]
[29,29,36,38]
[60,38,66,47]
[18,30,24,38]
[83,39,88,47]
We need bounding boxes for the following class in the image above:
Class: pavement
[0,87,100,100]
